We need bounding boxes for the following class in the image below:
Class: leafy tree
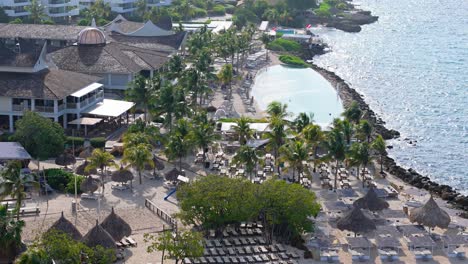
[342,101,362,124]
[233,116,253,145]
[122,143,153,185]
[0,161,39,220]
[176,175,258,229]
[0,205,24,261]
[285,0,316,10]
[85,149,116,193]
[323,128,346,190]
[266,101,289,120]
[280,140,309,181]
[13,111,66,160]
[145,230,204,264]
[217,64,234,96]
[371,135,387,173]
[25,0,45,24]
[0,7,9,23]
[232,145,259,180]
[233,7,259,29]
[16,230,115,264]
[357,119,373,143]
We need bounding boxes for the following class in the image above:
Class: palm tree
[260,33,271,60]
[294,112,314,133]
[302,124,324,172]
[232,145,259,180]
[371,135,387,173]
[264,116,287,174]
[89,0,111,19]
[165,55,185,80]
[357,120,373,143]
[126,74,155,122]
[280,140,309,182]
[341,119,354,145]
[342,102,362,124]
[0,204,25,260]
[135,0,147,19]
[122,143,153,185]
[165,133,192,170]
[347,142,373,187]
[25,0,44,24]
[123,132,150,149]
[263,8,279,25]
[218,64,234,97]
[323,129,346,190]
[190,122,220,163]
[0,161,39,220]
[153,83,189,131]
[266,101,289,120]
[86,149,116,194]
[233,116,253,145]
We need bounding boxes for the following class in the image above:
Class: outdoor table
[257,170,264,177]
[237,169,245,175]
[220,169,227,176]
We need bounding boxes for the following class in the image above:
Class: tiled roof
[0,69,102,99]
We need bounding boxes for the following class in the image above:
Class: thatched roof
[82,220,116,248]
[111,166,134,183]
[79,147,94,159]
[48,212,82,240]
[75,160,97,176]
[144,156,165,171]
[80,176,99,193]
[100,207,132,241]
[337,207,376,234]
[165,168,184,181]
[353,188,389,212]
[409,196,451,228]
[55,152,76,166]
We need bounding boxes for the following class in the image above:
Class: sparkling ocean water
[312,0,468,193]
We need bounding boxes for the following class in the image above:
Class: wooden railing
[144,199,177,232]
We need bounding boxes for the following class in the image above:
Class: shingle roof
[0,23,87,41]
[50,42,171,74]
[109,31,186,50]
[0,69,102,99]
[0,40,43,67]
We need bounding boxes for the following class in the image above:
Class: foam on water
[313,0,468,193]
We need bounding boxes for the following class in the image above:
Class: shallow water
[251,65,344,127]
[312,0,468,193]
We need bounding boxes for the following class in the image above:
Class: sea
[312,0,468,194]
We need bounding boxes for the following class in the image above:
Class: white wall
[0,97,11,112]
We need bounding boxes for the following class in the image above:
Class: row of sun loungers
[184,256,299,264]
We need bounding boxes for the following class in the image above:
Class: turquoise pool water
[276,29,295,34]
[251,65,343,127]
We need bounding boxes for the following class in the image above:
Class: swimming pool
[276,29,295,35]
[251,65,343,127]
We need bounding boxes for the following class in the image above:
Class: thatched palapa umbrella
[80,176,99,194]
[144,155,165,173]
[353,188,389,212]
[48,212,82,240]
[82,220,116,248]
[100,207,132,241]
[55,152,76,167]
[75,160,97,176]
[337,207,376,235]
[409,196,451,229]
[165,168,184,181]
[112,166,134,188]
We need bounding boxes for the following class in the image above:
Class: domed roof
[78,28,106,46]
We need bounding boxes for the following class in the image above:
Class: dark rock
[455,196,468,207]
[441,191,456,201]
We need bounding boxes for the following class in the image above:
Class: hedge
[90,137,106,148]
[267,38,301,52]
[279,55,308,68]
[224,4,235,14]
[44,168,81,193]
[66,136,84,147]
[0,133,14,142]
[193,8,208,18]
[65,175,85,194]
[210,5,226,16]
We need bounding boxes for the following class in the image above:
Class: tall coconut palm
[165,133,192,170]
[123,132,150,149]
[357,120,373,143]
[122,143,153,185]
[342,119,354,145]
[126,74,153,122]
[264,116,287,174]
[280,140,309,182]
[232,145,259,180]
[0,161,39,220]
[190,122,220,163]
[218,64,234,97]
[153,83,189,131]
[25,0,45,24]
[86,149,116,194]
[165,55,185,80]
[371,135,387,173]
[135,0,147,19]
[323,129,346,190]
[294,112,314,133]
[260,33,271,60]
[267,101,289,120]
[233,116,253,145]
[342,102,362,124]
[302,124,324,172]
[347,142,373,187]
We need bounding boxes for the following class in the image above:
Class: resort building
[0,15,185,132]
[0,0,172,20]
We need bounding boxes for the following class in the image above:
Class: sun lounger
[247,237,256,245]
[199,257,208,264]
[245,246,253,254]
[252,246,260,254]
[222,256,230,263]
[183,257,192,264]
[203,249,210,256]
[254,255,263,262]
[245,256,254,263]
[238,256,247,263]
[288,252,300,259]
[214,240,222,247]
[227,248,235,255]
[15,207,40,215]
[257,237,266,245]
[111,184,128,190]
[223,239,232,247]
[236,247,245,255]
[206,257,216,264]
[259,246,268,253]
[214,256,223,263]
[119,238,130,248]
[260,254,269,261]
[233,238,242,246]
[205,240,214,248]
[276,244,286,252]
[193,258,201,264]
[125,237,137,247]
[230,256,239,263]
[239,238,248,245]
[209,248,218,256]
[81,193,99,200]
[279,252,289,260]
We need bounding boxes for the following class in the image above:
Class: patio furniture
[347,237,372,261]
[441,234,467,259]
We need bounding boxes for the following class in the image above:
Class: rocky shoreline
[310,64,468,216]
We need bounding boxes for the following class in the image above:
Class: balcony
[5,9,30,17]
[58,104,66,112]
[34,106,55,113]
[3,0,30,7]
[67,102,77,109]
[12,104,31,112]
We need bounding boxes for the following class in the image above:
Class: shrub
[0,133,14,142]
[44,169,74,192]
[224,4,235,14]
[267,38,301,52]
[193,8,208,18]
[90,137,106,148]
[66,137,84,147]
[279,55,308,67]
[65,175,85,194]
[210,5,226,16]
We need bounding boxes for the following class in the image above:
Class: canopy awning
[83,99,135,117]
[259,21,269,31]
[70,83,103,98]
[0,142,31,160]
[68,117,103,126]
[177,175,189,183]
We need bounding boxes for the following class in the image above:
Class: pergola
[68,117,103,136]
